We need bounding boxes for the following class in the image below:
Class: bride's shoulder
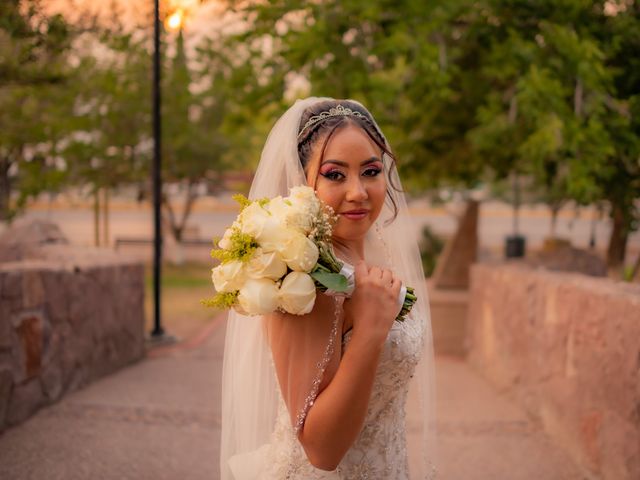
[265,293,338,335]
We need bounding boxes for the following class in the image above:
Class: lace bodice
[259,314,425,479]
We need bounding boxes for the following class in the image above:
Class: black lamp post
[151,0,165,340]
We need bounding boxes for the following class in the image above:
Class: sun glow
[170,0,200,9]
[166,8,185,31]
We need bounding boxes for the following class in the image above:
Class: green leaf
[309,271,349,292]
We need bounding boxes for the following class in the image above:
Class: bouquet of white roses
[202,186,416,321]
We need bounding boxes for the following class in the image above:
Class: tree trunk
[607,203,628,269]
[163,181,198,243]
[630,253,640,282]
[162,181,199,265]
[550,205,560,238]
[512,172,521,234]
[93,188,101,247]
[102,187,110,247]
[0,158,11,223]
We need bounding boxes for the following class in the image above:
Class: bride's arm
[299,324,387,470]
[269,261,402,471]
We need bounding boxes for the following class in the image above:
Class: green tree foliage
[161,28,223,241]
[230,0,640,267]
[0,0,72,221]
[63,24,152,201]
[1,3,247,243]
[465,1,640,267]
[0,0,69,85]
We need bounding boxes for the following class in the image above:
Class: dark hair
[297,99,402,225]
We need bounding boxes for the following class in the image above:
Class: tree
[0,0,72,222]
[229,0,640,267]
[161,27,231,242]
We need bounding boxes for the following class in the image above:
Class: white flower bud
[211,260,246,293]
[278,272,316,315]
[237,278,279,315]
[239,202,271,238]
[280,232,319,272]
[246,248,288,281]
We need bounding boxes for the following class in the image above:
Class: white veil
[219,97,438,479]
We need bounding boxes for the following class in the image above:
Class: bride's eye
[321,170,345,181]
[363,168,382,177]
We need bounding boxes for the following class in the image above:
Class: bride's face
[306,124,387,242]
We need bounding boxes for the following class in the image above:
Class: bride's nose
[345,177,368,202]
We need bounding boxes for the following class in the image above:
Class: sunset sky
[44,0,231,35]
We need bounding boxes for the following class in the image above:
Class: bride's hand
[342,260,402,347]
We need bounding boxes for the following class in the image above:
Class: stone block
[11,312,44,382]
[428,281,470,356]
[0,269,22,300]
[21,270,45,309]
[67,271,93,328]
[0,219,68,263]
[0,303,10,350]
[6,378,44,426]
[40,360,63,402]
[41,269,70,325]
[0,365,12,430]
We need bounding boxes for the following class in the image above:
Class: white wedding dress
[257,313,424,479]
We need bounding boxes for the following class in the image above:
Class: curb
[146,312,227,358]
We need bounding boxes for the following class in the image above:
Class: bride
[219,97,438,479]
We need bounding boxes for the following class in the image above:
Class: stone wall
[466,263,640,480]
[428,281,469,356]
[0,221,145,432]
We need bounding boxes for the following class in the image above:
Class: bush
[419,225,444,277]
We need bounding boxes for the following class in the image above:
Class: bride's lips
[340,209,369,220]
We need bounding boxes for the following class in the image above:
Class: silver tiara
[297,104,367,139]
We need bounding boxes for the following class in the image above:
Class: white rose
[239,202,292,252]
[239,202,270,238]
[285,186,321,235]
[237,278,279,315]
[281,232,319,272]
[211,260,246,293]
[246,248,288,281]
[278,271,316,315]
[267,196,291,223]
[289,186,320,211]
[269,195,314,236]
[258,222,298,253]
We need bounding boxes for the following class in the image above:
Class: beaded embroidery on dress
[258,311,426,480]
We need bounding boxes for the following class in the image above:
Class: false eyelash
[363,168,382,177]
[320,170,345,181]
[320,168,382,181]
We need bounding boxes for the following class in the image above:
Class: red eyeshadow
[319,165,339,175]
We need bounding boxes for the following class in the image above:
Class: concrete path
[0,318,588,480]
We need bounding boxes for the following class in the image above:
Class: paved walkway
[0,317,588,480]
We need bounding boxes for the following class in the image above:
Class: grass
[143,262,222,341]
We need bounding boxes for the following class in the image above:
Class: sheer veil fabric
[219,97,438,479]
